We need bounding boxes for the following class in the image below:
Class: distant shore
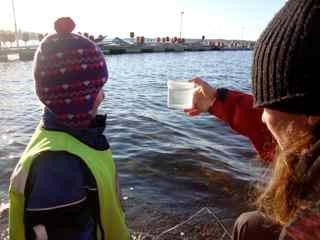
[0,38,254,62]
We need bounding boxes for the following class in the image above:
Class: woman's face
[262,109,310,150]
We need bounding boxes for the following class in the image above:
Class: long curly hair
[256,123,320,225]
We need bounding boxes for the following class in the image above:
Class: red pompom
[54,17,75,34]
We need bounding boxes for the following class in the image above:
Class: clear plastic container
[167,80,195,109]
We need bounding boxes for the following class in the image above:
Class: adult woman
[185,0,320,239]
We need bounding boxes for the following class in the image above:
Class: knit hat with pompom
[33,17,108,128]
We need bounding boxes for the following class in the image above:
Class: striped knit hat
[33,17,108,128]
[252,0,320,115]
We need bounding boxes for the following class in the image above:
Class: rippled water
[0,51,266,236]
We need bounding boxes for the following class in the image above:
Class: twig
[155,207,232,240]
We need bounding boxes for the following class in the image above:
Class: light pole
[179,11,184,39]
[11,0,19,47]
[241,27,245,41]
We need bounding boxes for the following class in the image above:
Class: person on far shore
[184,0,320,239]
[8,17,128,240]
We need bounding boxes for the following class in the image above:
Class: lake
[0,50,266,239]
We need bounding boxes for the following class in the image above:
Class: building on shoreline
[0,36,255,62]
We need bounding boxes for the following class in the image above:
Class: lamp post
[179,11,184,39]
[11,0,19,47]
[241,27,245,41]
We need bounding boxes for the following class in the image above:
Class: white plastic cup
[167,80,195,109]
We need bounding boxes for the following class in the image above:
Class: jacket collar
[41,108,109,150]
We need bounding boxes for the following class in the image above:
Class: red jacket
[209,89,275,162]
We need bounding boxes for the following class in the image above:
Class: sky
[1,0,287,41]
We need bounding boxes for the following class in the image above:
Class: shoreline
[0,44,253,62]
[0,200,239,240]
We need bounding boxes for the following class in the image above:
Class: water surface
[0,51,266,237]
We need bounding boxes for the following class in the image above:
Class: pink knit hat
[33,17,108,128]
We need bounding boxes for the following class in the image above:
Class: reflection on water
[0,51,266,236]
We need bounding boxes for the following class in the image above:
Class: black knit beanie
[252,0,320,115]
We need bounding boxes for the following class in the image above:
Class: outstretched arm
[185,77,275,162]
[209,88,275,162]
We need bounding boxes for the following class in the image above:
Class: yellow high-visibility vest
[9,125,129,240]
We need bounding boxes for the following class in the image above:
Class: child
[9,17,129,240]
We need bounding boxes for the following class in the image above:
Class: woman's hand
[184,77,217,116]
